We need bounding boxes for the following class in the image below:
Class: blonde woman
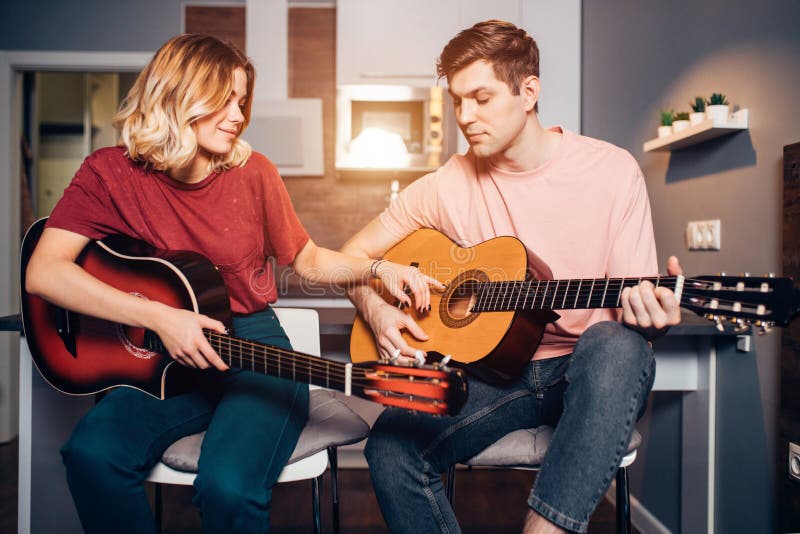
[25,34,437,533]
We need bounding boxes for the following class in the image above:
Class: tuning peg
[719,272,727,276]
[743,272,751,277]
[712,316,725,332]
[768,273,776,278]
[733,319,750,333]
[760,323,774,335]
[414,350,426,367]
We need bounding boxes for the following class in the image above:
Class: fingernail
[427,304,432,311]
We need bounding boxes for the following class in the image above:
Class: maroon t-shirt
[47,146,310,314]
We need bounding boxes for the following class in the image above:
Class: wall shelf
[643,109,749,152]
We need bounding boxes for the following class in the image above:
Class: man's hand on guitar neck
[620,256,683,340]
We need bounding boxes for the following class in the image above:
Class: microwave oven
[336,85,458,172]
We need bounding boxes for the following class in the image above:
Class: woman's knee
[194,468,270,518]
[61,422,130,481]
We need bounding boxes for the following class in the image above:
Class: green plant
[690,96,705,112]
[706,93,729,106]
[674,111,690,121]
[660,109,674,126]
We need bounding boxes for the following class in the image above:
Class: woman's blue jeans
[60,307,309,534]
[365,321,656,533]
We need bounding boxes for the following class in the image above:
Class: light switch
[686,219,721,251]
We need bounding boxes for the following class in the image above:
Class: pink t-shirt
[379,128,658,359]
[47,147,310,314]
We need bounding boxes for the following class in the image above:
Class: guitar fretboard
[470,276,682,312]
[144,331,361,392]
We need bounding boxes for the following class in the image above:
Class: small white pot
[672,120,690,132]
[657,125,672,138]
[689,112,706,125]
[706,104,730,123]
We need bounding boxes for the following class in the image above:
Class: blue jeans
[365,321,655,533]
[60,307,309,534]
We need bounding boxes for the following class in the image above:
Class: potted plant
[673,111,691,132]
[689,96,706,125]
[658,109,673,138]
[706,93,730,123]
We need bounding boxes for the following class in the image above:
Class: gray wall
[584,0,800,530]
[0,0,243,51]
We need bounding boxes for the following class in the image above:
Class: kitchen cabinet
[337,0,581,131]
[337,0,524,87]
[337,0,462,87]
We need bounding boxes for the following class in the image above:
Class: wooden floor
[1,438,634,533]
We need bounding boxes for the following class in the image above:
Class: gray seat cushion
[463,427,642,468]
[161,389,370,473]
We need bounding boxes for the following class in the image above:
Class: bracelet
[370,259,388,278]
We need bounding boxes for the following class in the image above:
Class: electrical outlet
[686,219,721,250]
[790,442,800,482]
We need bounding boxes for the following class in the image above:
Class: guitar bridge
[55,307,78,358]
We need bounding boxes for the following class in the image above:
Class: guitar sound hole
[447,284,476,320]
[439,269,487,328]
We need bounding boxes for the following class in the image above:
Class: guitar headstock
[681,275,800,333]
[354,362,468,416]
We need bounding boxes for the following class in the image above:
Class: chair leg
[445,465,456,503]
[312,474,322,534]
[328,447,340,534]
[615,467,631,534]
[154,483,163,533]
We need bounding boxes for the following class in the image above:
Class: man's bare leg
[522,509,566,534]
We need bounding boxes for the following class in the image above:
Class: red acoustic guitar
[350,229,800,383]
[19,219,467,416]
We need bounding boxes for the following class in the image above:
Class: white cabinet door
[337,0,461,86]
[458,0,521,27]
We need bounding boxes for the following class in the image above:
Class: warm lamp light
[344,127,410,168]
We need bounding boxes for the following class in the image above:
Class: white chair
[445,427,640,534]
[146,307,369,534]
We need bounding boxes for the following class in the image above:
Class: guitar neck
[471,276,683,312]
[146,331,360,394]
[212,332,362,391]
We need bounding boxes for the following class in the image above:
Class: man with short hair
[342,20,682,533]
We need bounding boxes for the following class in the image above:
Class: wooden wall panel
[780,141,800,531]
[284,7,391,250]
[184,5,246,53]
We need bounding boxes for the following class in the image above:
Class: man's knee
[579,321,652,368]
[570,321,654,394]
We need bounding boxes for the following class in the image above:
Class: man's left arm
[611,163,682,339]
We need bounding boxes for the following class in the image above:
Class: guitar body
[20,218,232,398]
[350,229,557,383]
[351,228,800,384]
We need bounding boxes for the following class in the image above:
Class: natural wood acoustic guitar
[350,228,800,383]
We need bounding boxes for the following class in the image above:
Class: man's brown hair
[437,20,540,110]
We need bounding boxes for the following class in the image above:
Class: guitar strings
[198,278,770,386]
[435,280,767,318]
[203,332,451,391]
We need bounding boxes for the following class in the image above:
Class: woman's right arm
[25,227,229,370]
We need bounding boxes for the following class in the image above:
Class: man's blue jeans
[60,307,309,534]
[365,321,656,533]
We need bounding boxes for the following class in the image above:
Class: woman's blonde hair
[113,34,255,173]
